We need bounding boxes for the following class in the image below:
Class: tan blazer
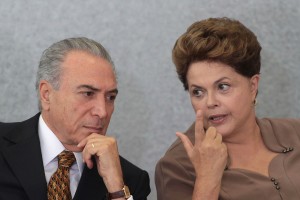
[155,118,300,200]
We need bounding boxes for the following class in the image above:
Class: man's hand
[77,133,124,193]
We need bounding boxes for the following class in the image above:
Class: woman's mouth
[208,114,228,124]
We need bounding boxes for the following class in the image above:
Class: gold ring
[92,143,95,148]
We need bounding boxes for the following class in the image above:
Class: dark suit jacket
[0,113,150,200]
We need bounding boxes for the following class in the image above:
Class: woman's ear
[250,74,260,100]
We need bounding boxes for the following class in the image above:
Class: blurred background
[1,1,299,199]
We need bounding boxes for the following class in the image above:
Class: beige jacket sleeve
[155,124,196,200]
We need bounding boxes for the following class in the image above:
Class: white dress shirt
[38,115,83,197]
[38,115,133,200]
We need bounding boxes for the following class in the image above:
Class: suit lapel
[2,114,47,200]
[74,159,107,200]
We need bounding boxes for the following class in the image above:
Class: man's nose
[91,97,107,118]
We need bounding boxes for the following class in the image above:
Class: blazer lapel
[2,114,47,200]
[74,159,107,200]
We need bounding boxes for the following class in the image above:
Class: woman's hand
[176,110,228,199]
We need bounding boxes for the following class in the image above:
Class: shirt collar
[38,115,84,174]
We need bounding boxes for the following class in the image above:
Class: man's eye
[84,91,94,97]
[107,95,116,101]
[192,89,203,97]
[218,83,230,91]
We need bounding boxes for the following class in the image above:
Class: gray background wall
[0,1,299,199]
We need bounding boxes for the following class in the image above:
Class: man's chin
[87,131,106,136]
[84,126,106,135]
[64,144,84,152]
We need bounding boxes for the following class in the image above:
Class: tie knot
[58,150,76,168]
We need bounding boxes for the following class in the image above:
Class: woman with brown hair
[155,17,300,200]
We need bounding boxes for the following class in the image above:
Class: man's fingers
[82,147,94,169]
[195,110,205,143]
[176,132,193,154]
[77,139,87,148]
[85,157,94,169]
[77,133,104,148]
[81,135,102,168]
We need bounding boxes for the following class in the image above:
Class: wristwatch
[108,185,131,199]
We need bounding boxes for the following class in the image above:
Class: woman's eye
[219,83,230,91]
[192,88,203,97]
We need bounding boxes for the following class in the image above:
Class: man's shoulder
[0,114,40,145]
[119,156,151,198]
[120,156,148,177]
[0,121,19,133]
[0,120,24,140]
[0,114,40,130]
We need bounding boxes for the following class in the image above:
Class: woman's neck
[224,120,277,176]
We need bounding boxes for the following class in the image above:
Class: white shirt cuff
[128,195,134,200]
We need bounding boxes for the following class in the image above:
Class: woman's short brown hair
[172,17,261,90]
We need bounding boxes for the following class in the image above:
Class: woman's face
[186,61,259,139]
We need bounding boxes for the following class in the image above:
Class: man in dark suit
[0,37,150,200]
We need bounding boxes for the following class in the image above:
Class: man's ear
[39,80,52,111]
[250,74,260,101]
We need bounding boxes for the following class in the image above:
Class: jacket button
[282,149,287,153]
[276,185,280,190]
[271,178,275,182]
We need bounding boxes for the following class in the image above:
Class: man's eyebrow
[77,85,100,91]
[108,88,118,94]
[77,85,118,94]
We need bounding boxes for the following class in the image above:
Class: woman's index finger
[195,110,205,143]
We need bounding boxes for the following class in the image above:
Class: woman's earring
[254,99,258,106]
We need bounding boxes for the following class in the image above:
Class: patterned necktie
[47,150,76,200]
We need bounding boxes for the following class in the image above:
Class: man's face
[41,50,118,151]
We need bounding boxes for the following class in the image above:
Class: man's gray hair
[35,37,115,111]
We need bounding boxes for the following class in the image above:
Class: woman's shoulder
[155,123,196,200]
[156,123,195,171]
[258,118,300,132]
[162,122,195,159]
[258,118,300,148]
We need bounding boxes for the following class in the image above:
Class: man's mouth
[84,126,103,133]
